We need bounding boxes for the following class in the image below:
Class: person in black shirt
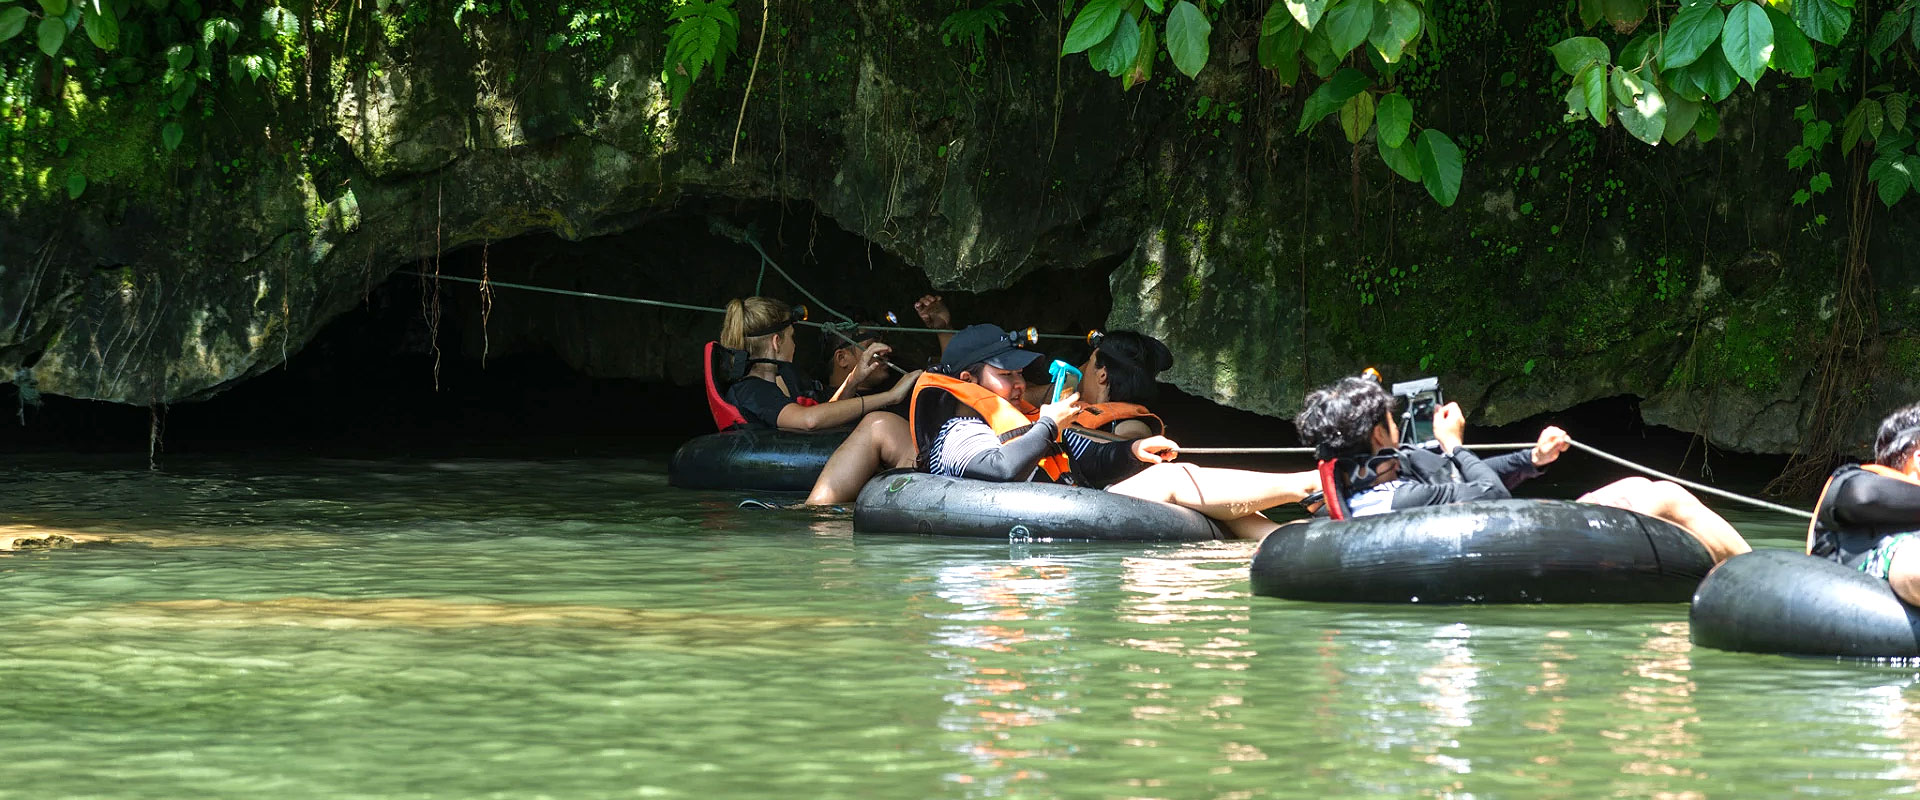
[1808,401,1920,604]
[1295,375,1751,562]
[718,297,922,504]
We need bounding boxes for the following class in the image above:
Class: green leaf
[1415,129,1462,206]
[1913,8,1920,53]
[1285,0,1328,31]
[1764,5,1815,78]
[1863,98,1886,141]
[1619,31,1658,70]
[36,14,63,55]
[0,7,26,42]
[1889,93,1910,132]
[1868,7,1911,62]
[1368,0,1420,63]
[1548,36,1609,76]
[1086,12,1139,76]
[1124,18,1155,89]
[1323,0,1374,59]
[1810,171,1834,194]
[1378,135,1422,181]
[1164,1,1210,77]
[37,0,64,15]
[1663,94,1702,144]
[1609,66,1635,106]
[1582,62,1608,123]
[1062,0,1125,55]
[1793,0,1851,45]
[1296,67,1371,133]
[82,5,116,50]
[1579,0,1604,29]
[1262,0,1293,35]
[1259,17,1303,82]
[66,171,85,199]
[1601,0,1647,30]
[1144,0,1162,12]
[165,42,189,70]
[1873,156,1911,206]
[1686,47,1740,102]
[161,120,183,151]
[1663,64,1706,102]
[1842,103,1866,153]
[1339,91,1375,143]
[1376,91,1412,148]
[1302,27,1340,77]
[1661,3,1723,70]
[1615,71,1668,145]
[1720,2,1773,87]
[1695,104,1721,142]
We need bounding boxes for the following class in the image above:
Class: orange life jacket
[909,373,1073,482]
[1067,402,1163,436]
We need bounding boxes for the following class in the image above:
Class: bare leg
[805,411,914,505]
[1578,477,1752,563]
[1105,463,1318,540]
[1887,544,1920,606]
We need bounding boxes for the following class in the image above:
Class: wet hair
[1093,331,1174,404]
[721,297,789,355]
[1295,376,1393,458]
[1875,401,1920,467]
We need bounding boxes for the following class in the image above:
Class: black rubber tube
[1689,549,1920,658]
[1249,499,1716,603]
[852,472,1227,542]
[667,429,849,492]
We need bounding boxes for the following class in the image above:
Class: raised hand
[1433,401,1467,452]
[853,341,894,382]
[914,294,952,329]
[1532,425,1571,466]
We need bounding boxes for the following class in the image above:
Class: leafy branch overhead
[1062,0,1462,206]
[1545,0,1920,207]
[1043,0,1920,211]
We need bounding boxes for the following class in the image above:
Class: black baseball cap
[939,324,1044,372]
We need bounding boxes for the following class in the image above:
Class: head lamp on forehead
[745,304,809,338]
[1086,329,1105,349]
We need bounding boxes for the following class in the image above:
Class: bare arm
[779,370,922,431]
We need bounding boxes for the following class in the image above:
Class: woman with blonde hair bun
[719,296,922,505]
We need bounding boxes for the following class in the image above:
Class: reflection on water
[0,454,1914,798]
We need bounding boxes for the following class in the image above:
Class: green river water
[1,452,1913,798]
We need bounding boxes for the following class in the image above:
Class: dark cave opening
[0,198,1795,495]
[3,200,1114,457]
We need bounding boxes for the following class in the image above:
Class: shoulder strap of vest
[1068,402,1163,435]
[909,373,1072,481]
[1860,463,1920,486]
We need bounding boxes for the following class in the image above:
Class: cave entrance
[5,200,1118,456]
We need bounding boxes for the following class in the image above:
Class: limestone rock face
[2,1,1917,454]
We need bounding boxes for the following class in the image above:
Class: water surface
[1,454,1910,798]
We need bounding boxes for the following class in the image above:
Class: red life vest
[909,373,1072,482]
[702,341,748,431]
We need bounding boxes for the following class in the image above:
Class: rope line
[1567,439,1812,520]
[1177,438,1812,519]
[1173,443,1539,455]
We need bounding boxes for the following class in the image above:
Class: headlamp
[1086,329,1105,349]
[744,304,809,338]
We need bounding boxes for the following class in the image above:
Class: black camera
[1392,377,1443,448]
